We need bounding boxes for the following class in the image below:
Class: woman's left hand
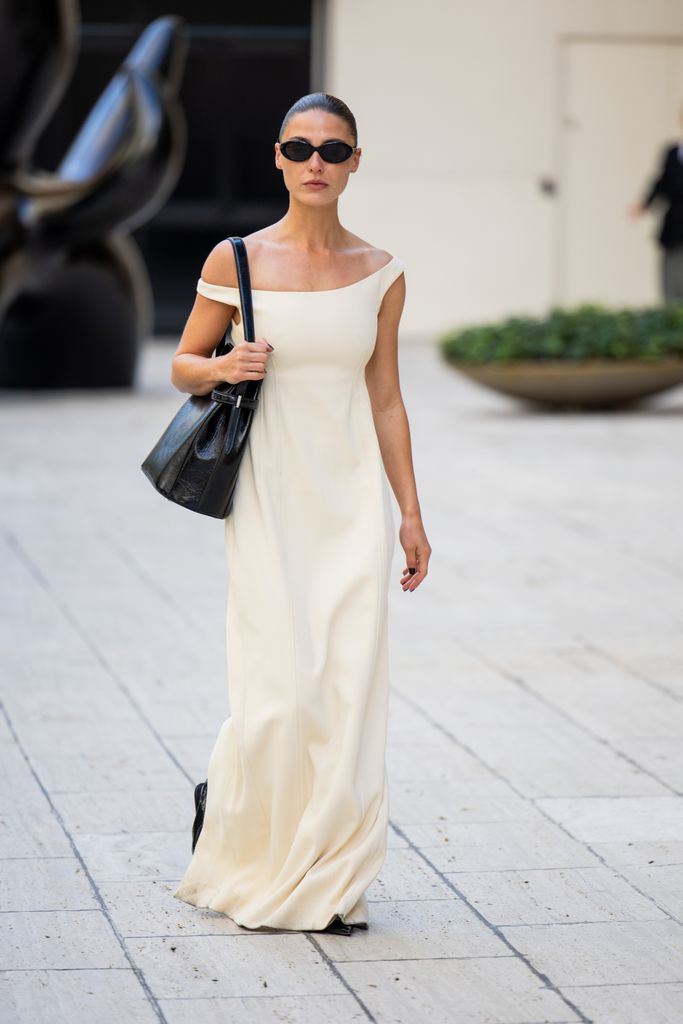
[399,514,432,592]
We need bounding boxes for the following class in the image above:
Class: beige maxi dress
[173,254,405,930]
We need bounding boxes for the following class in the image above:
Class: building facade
[324,0,683,341]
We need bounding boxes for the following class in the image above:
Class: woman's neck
[272,199,348,255]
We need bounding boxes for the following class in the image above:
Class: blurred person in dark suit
[628,105,683,303]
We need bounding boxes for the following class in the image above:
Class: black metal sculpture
[0,1,188,387]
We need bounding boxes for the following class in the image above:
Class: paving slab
[537,796,683,844]
[403,818,602,873]
[449,865,667,926]
[336,956,582,1023]
[0,910,128,971]
[73,831,189,882]
[125,933,347,999]
[0,969,160,1024]
[157,994,367,1024]
[0,856,97,913]
[559,983,683,1024]
[502,920,683,986]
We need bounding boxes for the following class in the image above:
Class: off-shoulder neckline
[199,255,399,295]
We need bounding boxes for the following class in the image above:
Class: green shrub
[439,302,683,364]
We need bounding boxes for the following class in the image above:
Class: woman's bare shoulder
[345,232,394,271]
[200,240,238,289]
[200,229,275,288]
[368,246,395,271]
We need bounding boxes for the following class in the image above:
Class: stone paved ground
[1,340,683,1024]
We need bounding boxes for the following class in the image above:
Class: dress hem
[172,887,368,932]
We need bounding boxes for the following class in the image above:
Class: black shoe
[350,921,368,930]
[319,914,353,936]
[191,780,208,853]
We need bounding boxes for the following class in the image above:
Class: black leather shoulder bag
[141,236,260,519]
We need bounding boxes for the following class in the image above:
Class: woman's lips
[304,182,327,188]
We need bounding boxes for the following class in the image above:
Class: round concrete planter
[445,357,683,408]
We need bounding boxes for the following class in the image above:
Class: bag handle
[210,236,261,412]
[227,236,255,342]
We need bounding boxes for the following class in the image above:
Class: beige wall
[323,0,683,342]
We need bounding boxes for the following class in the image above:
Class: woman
[171,92,431,935]
[628,102,683,303]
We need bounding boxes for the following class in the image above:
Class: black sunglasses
[278,139,357,163]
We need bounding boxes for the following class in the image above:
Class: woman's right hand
[218,338,274,384]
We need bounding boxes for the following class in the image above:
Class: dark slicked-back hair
[278,92,358,146]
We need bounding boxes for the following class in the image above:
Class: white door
[559,38,683,307]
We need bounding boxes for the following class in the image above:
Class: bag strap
[210,236,262,419]
[227,236,255,342]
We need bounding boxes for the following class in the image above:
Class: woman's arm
[171,241,273,396]
[365,273,432,591]
[640,145,674,209]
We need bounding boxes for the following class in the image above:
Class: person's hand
[219,338,274,384]
[627,202,645,219]
[399,514,431,592]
